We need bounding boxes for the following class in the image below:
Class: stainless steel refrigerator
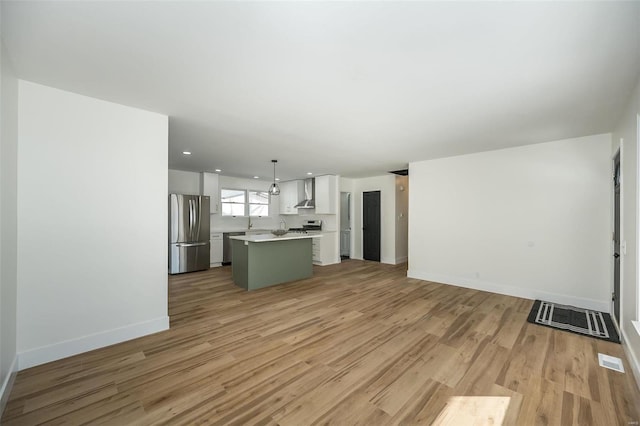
[169,194,210,274]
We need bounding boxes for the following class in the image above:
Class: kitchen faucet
[248,215,253,229]
[280,219,286,230]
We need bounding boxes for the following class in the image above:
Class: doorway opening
[363,191,381,262]
[340,192,351,260]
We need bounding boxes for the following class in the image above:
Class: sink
[271,229,288,236]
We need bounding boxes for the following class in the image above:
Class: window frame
[220,188,247,217]
[220,187,270,217]
[248,190,270,217]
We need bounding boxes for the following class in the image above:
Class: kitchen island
[229,233,321,290]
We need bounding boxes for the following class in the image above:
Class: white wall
[395,175,409,263]
[168,169,200,195]
[408,134,612,312]
[344,174,398,264]
[0,18,19,412]
[612,74,640,388]
[17,81,169,369]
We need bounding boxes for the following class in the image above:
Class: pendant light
[268,160,280,195]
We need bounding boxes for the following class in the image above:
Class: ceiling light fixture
[269,160,280,195]
[253,176,259,179]
[182,151,191,155]
[214,169,221,173]
[306,172,313,175]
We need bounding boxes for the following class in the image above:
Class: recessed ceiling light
[275,178,280,181]
[306,172,313,175]
[182,151,191,155]
[253,176,259,179]
[214,169,221,173]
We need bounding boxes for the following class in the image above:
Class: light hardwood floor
[3,260,640,425]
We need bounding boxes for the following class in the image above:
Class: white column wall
[612,74,640,388]
[17,81,169,369]
[0,12,19,411]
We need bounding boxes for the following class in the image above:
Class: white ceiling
[3,1,640,180]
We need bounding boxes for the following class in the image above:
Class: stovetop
[288,220,322,233]
[288,227,307,234]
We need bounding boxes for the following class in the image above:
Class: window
[249,190,269,216]
[221,189,246,216]
[221,188,270,217]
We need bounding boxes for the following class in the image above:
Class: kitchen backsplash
[210,212,337,232]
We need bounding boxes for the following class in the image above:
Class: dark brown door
[363,191,381,262]
[613,152,621,323]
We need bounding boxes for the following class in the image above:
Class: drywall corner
[0,355,17,417]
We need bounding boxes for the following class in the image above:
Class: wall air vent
[389,169,408,176]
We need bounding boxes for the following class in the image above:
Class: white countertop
[212,229,336,235]
[210,229,271,233]
[229,233,322,243]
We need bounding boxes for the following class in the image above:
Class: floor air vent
[598,353,624,373]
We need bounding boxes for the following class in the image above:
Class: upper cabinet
[314,175,337,214]
[200,172,220,213]
[279,180,304,215]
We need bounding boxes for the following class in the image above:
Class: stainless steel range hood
[295,178,315,208]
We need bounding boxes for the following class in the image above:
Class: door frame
[340,191,353,258]
[612,147,622,327]
[362,190,381,262]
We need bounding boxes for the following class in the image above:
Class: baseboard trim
[314,258,341,266]
[394,256,408,265]
[621,328,640,392]
[18,316,169,370]
[406,269,610,313]
[0,355,18,418]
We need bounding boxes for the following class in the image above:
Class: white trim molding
[0,355,18,418]
[407,269,610,313]
[622,327,640,392]
[18,316,169,370]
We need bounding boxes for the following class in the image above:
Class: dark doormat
[527,300,620,344]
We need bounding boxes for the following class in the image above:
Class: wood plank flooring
[3,260,640,425]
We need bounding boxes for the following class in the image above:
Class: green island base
[231,238,313,290]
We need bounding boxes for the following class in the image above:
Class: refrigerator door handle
[176,242,207,247]
[195,197,201,239]
[188,199,194,240]
[192,198,197,240]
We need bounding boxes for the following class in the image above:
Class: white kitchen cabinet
[279,180,305,215]
[311,232,339,265]
[314,175,337,214]
[210,232,223,266]
[312,238,321,263]
[200,172,220,213]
